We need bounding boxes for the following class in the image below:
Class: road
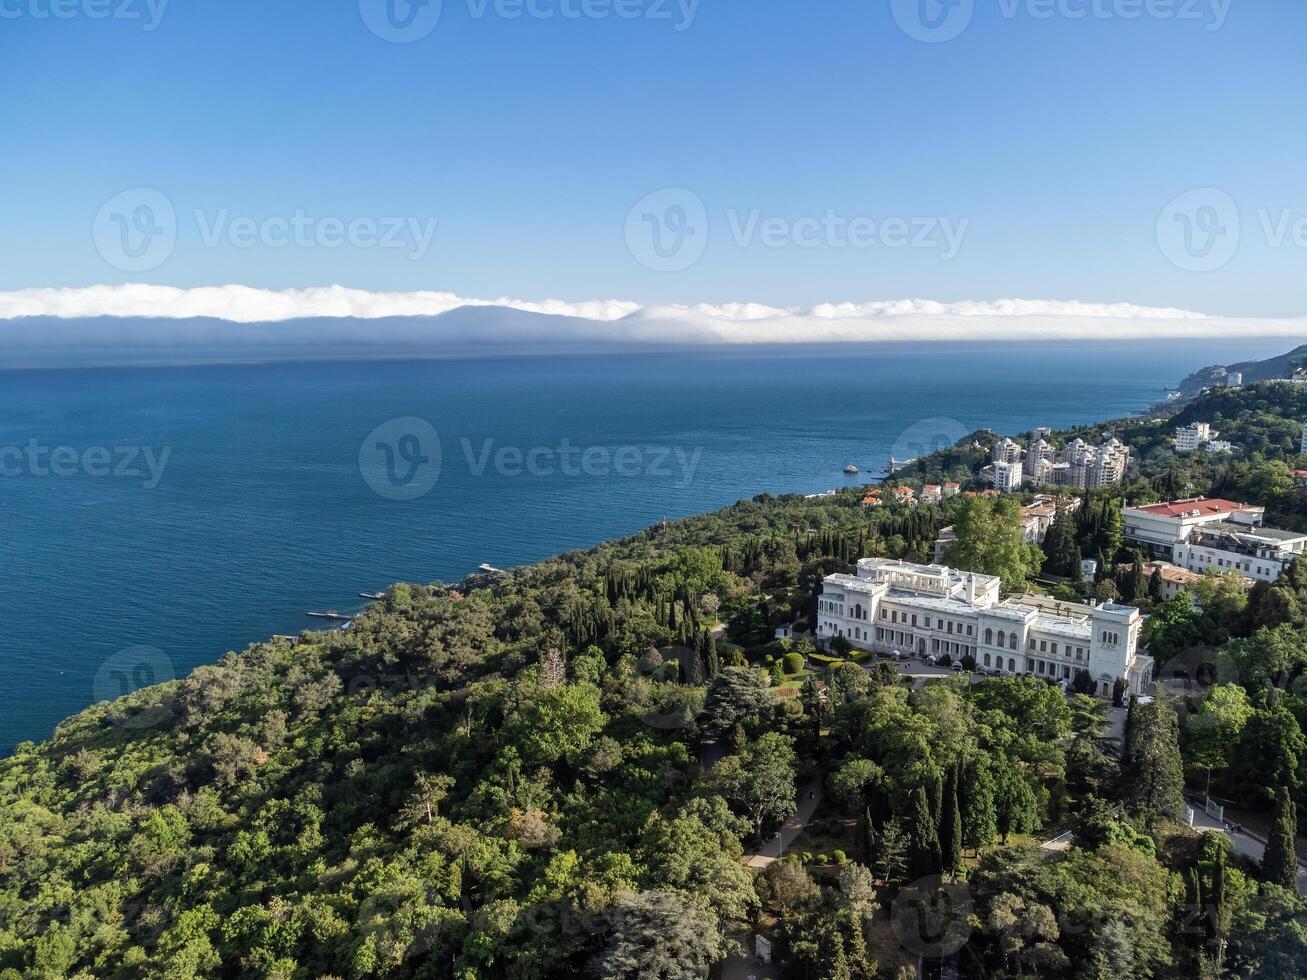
[721,777,824,980]
[742,777,824,869]
[1187,797,1307,894]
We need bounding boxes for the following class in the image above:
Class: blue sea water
[0,340,1293,752]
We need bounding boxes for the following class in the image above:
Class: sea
[0,340,1293,752]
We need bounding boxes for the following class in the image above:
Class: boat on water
[359,592,386,600]
[843,464,860,475]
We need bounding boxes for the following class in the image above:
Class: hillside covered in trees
[4,479,1307,979]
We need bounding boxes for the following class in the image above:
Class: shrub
[938,653,953,667]
[960,655,976,671]
[801,852,813,864]
[833,849,848,865]
[782,652,806,675]
[831,636,853,656]
[816,853,830,866]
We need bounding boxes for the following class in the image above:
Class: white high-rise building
[1175,422,1216,452]
[993,459,1024,492]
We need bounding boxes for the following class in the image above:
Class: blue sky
[2,0,1305,316]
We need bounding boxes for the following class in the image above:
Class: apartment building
[1175,422,1217,452]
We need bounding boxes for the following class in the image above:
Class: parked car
[923,654,938,666]
[891,649,907,661]
[950,662,965,673]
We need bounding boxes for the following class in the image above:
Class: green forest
[4,385,1307,979]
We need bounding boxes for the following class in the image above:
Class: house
[861,491,883,508]
[891,485,917,507]
[921,484,943,505]
[942,482,961,497]
[816,558,1152,698]
[1123,561,1254,603]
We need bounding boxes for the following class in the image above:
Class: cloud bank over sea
[1,284,1304,366]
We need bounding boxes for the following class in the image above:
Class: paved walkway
[1187,797,1307,894]
[721,777,824,979]
[742,777,824,869]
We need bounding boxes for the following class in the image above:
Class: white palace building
[817,558,1153,698]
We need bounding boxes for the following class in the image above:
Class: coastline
[0,342,1281,754]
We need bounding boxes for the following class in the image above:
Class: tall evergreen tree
[906,786,942,879]
[939,764,963,876]
[960,759,998,853]
[1121,697,1185,825]
[1262,786,1299,891]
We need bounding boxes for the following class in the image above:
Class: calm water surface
[0,341,1291,751]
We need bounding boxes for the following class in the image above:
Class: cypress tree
[906,786,942,879]
[929,769,944,829]
[1262,787,1299,891]
[939,764,963,876]
[1121,697,1185,825]
[705,633,720,678]
[1148,567,1164,603]
[1210,836,1231,966]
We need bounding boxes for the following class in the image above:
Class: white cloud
[0,284,640,323]
[0,284,1304,365]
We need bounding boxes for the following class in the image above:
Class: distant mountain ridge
[1176,343,1307,394]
